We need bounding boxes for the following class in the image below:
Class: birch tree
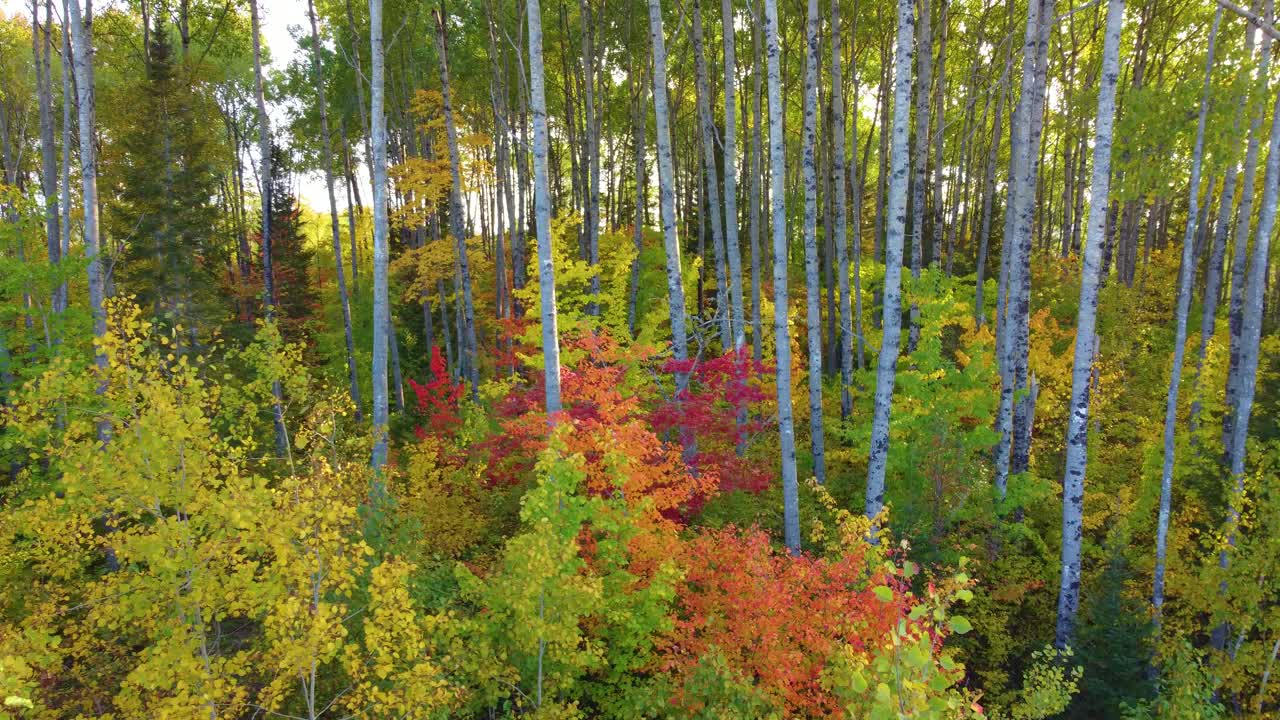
[749,0,764,362]
[580,0,602,311]
[722,0,745,352]
[307,0,362,422]
[800,0,825,485]
[65,0,107,378]
[830,0,852,418]
[370,0,391,471]
[1190,7,1257,433]
[690,0,730,347]
[865,0,914,524]
[32,0,60,322]
[1151,7,1221,627]
[992,0,1051,506]
[762,0,799,550]
[527,0,564,413]
[434,6,480,398]
[248,0,288,456]
[1054,0,1124,649]
[907,0,932,352]
[646,0,691,394]
[58,0,72,315]
[1223,1,1272,466]
[1213,0,1280,654]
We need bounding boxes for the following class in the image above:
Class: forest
[0,0,1278,716]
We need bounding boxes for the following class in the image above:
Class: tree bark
[33,0,61,320]
[749,0,764,362]
[65,0,107,382]
[907,0,932,353]
[527,0,563,413]
[369,0,391,472]
[691,0,731,348]
[307,0,363,422]
[647,0,692,400]
[993,0,1051,506]
[799,0,825,485]
[1217,0,1280,654]
[580,0,602,313]
[1152,6,1222,631]
[58,0,73,315]
[832,0,852,418]
[434,6,480,399]
[722,0,745,351]
[865,0,915,525]
[761,0,800,550]
[1055,0,1124,650]
[1191,20,1255,434]
[1223,3,1272,466]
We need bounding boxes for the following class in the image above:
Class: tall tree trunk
[486,2,513,326]
[865,0,914,525]
[907,0,932,353]
[434,6,480,398]
[1215,0,1280,654]
[369,0,391,472]
[761,0,800,550]
[1152,7,1221,629]
[33,0,61,321]
[1009,0,1053,483]
[749,0,764,362]
[340,118,361,294]
[691,0,731,348]
[1223,2,1272,467]
[874,43,890,264]
[800,0,825,485]
[249,0,287,457]
[580,0,602,312]
[722,0,745,351]
[527,0,563,413]
[930,0,948,269]
[1055,0,1124,649]
[648,0,692,401]
[993,0,1051,506]
[1191,19,1255,434]
[307,0,362,422]
[66,0,107,383]
[58,1,73,315]
[832,0,853,418]
[627,20,646,338]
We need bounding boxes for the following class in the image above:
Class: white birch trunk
[691,0,731,348]
[65,0,107,375]
[865,0,915,524]
[831,0,852,419]
[307,0,363,422]
[434,9,481,398]
[1054,0,1124,649]
[1152,7,1221,627]
[647,0,691,390]
[722,0,745,351]
[800,0,825,485]
[763,0,800,549]
[369,0,391,471]
[527,0,564,413]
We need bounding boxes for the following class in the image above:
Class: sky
[1,0,346,210]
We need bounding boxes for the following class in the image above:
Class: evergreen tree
[261,144,318,344]
[111,19,222,330]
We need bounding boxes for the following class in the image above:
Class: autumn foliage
[482,331,719,524]
[659,526,910,716]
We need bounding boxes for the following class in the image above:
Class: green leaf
[872,585,894,603]
[948,616,972,635]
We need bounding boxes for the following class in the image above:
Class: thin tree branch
[1217,0,1280,42]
